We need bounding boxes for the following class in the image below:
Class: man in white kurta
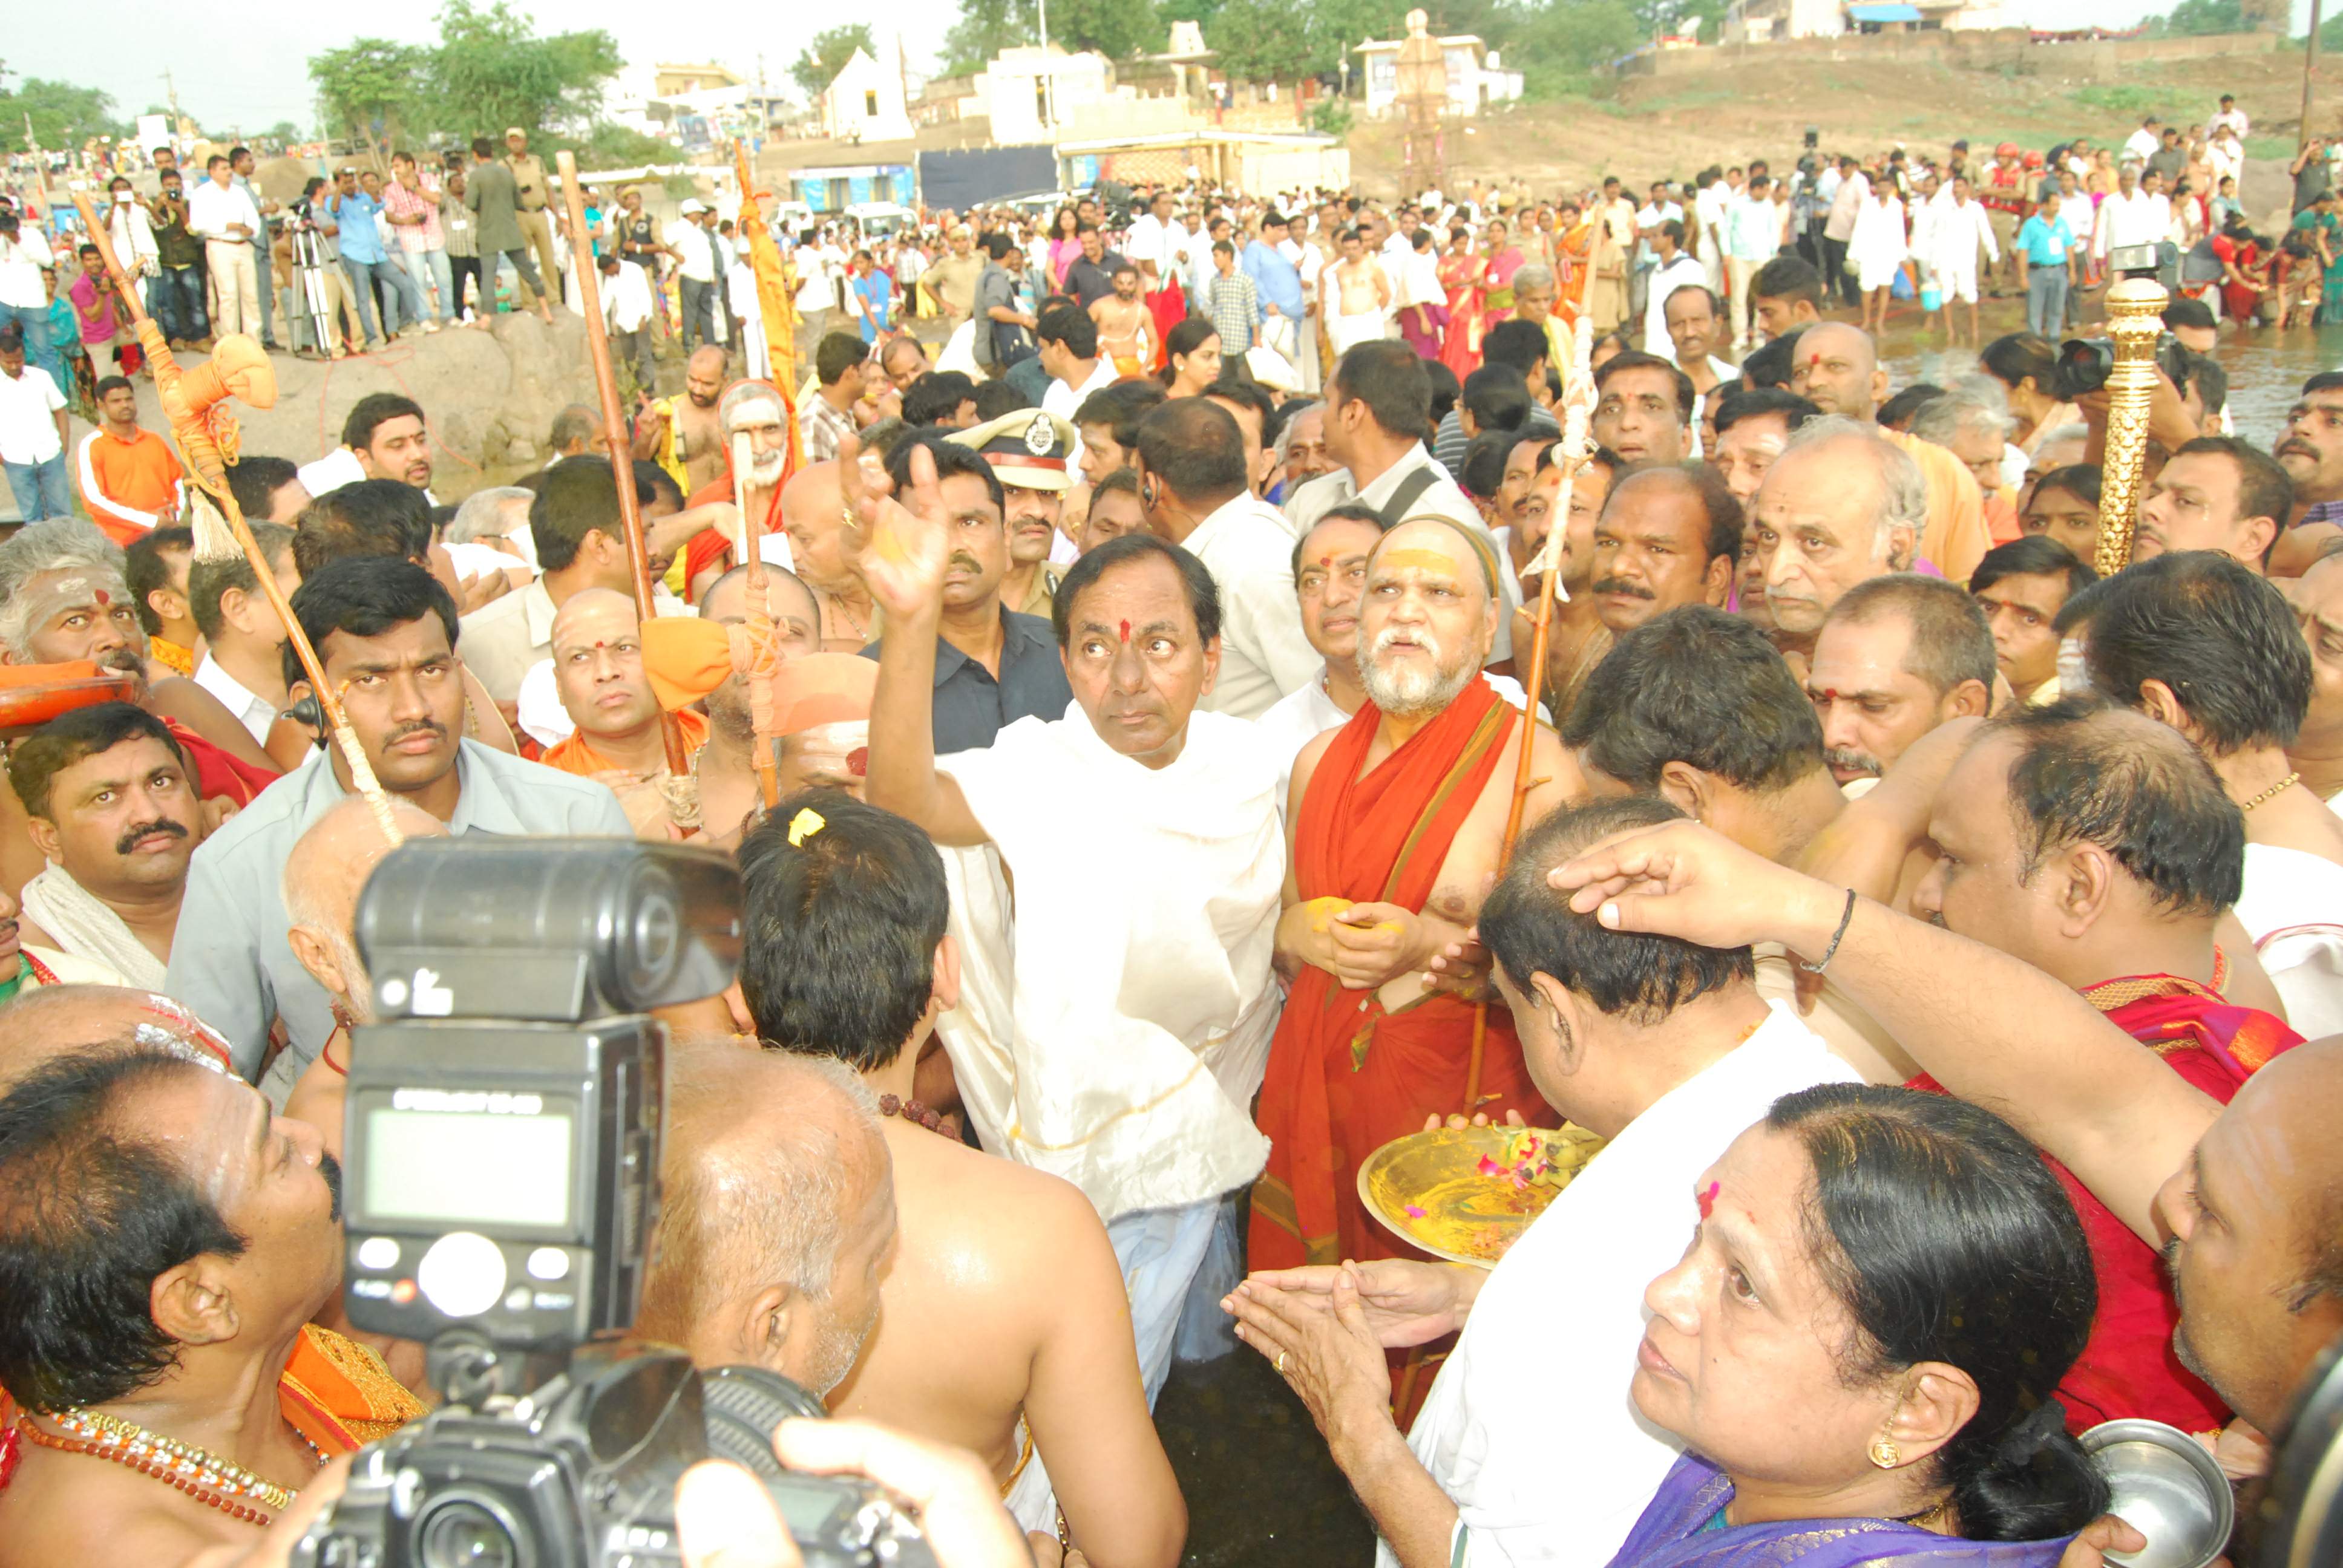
[860,440,1282,1405]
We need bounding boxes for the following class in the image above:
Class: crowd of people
[4,82,2343,1568]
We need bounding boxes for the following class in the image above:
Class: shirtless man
[1326,227,1394,355]
[635,344,731,497]
[1090,262,1155,378]
[736,796,1185,1565]
[781,462,881,652]
[693,561,823,846]
[1252,515,1581,1270]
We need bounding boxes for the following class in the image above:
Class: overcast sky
[2,0,2290,139]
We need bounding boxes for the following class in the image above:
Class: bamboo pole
[68,191,402,845]
[554,151,690,779]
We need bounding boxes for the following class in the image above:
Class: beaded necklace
[11,1405,324,1527]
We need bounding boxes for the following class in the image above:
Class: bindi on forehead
[1697,1181,1720,1220]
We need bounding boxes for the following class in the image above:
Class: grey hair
[1272,399,1321,467]
[638,1045,883,1336]
[447,486,536,544]
[1783,415,1928,558]
[1512,264,1556,295]
[0,520,129,657]
[1910,376,2011,448]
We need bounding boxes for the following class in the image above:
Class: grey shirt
[166,740,633,1086]
[464,159,526,253]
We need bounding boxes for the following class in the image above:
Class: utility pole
[2306,0,2324,152]
[1037,0,1055,128]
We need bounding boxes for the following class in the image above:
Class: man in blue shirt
[326,168,421,346]
[2016,192,2078,338]
[1242,211,1305,370]
[167,557,634,1090]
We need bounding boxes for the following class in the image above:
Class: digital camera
[292,838,936,1568]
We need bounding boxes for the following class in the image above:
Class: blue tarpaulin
[1847,4,1922,18]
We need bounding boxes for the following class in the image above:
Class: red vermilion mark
[845,746,870,777]
[1118,619,1132,643]
[93,589,111,605]
[1697,1181,1720,1220]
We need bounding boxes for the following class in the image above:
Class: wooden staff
[1461,241,1602,1111]
[67,191,403,845]
[554,150,691,779]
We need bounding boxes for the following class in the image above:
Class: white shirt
[677,220,721,284]
[2210,106,2250,140]
[1925,196,1999,274]
[1642,254,1708,359]
[2235,842,2343,1041]
[603,258,655,332]
[1395,1002,1861,1568]
[1043,356,1118,471]
[0,364,66,465]
[1183,492,1325,719]
[188,177,263,244]
[192,655,279,745]
[2123,128,2163,162]
[0,229,54,311]
[2100,189,2171,253]
[106,199,160,270]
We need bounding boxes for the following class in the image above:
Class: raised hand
[1546,819,1839,953]
[844,433,951,622]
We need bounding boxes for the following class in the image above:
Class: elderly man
[1273,400,1337,503]
[1804,575,1994,793]
[536,589,708,834]
[2085,551,2343,1036]
[1132,399,1318,719]
[187,520,300,748]
[0,1047,422,1562]
[1228,796,1856,1568]
[1750,416,1930,652]
[166,558,632,1093]
[1253,515,1579,1276]
[4,702,201,991]
[949,410,1079,621]
[1587,463,1738,636]
[278,794,448,1152]
[862,440,1283,1405]
[1659,285,1737,409]
[1787,321,1990,580]
[735,795,1187,1561]
[761,653,878,798]
[778,460,880,651]
[0,519,281,805]
[1588,351,1693,466]
[441,482,537,598]
[1708,389,1818,633]
[634,1044,896,1402]
[459,461,652,708]
[1910,382,2017,540]
[681,380,798,585]
[2135,434,2290,570]
[1970,535,2097,705]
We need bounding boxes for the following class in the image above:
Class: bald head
[551,586,639,647]
[282,798,449,1021]
[688,345,729,378]
[0,985,233,1089]
[635,1043,895,1394]
[779,463,863,589]
[1789,322,1887,422]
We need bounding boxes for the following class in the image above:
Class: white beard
[1358,624,1476,717]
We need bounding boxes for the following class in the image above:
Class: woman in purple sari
[1608,1085,2106,1568]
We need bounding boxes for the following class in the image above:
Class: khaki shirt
[926,251,985,318]
[507,152,552,214]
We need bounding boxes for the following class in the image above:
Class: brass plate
[1358,1123,1606,1268]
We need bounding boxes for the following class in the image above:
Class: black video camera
[2048,238,2193,405]
[293,838,936,1568]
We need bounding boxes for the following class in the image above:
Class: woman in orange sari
[1438,224,1489,377]
[1554,200,1597,335]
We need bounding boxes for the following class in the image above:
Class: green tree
[308,38,433,149]
[262,119,304,143]
[1213,0,1316,85]
[941,0,1034,78]
[792,25,877,98]
[0,73,126,153]
[1500,0,1642,93]
[2164,0,2246,32]
[1050,0,1167,57]
[432,0,623,139]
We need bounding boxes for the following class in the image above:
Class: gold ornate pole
[2092,275,2169,578]
[553,149,691,780]
[68,191,403,846]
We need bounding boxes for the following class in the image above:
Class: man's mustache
[383,720,448,748]
[947,553,983,574]
[98,646,144,675]
[1591,577,1654,601]
[1823,746,1881,778]
[115,817,188,855]
[320,1149,343,1224]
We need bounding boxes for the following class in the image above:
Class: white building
[976,46,1118,143]
[824,47,916,143]
[1720,0,2008,41]
[1353,34,1524,117]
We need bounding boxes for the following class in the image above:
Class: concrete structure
[977,46,1118,143]
[824,47,916,144]
[1636,24,2279,77]
[608,62,790,145]
[1723,0,2031,41]
[785,163,917,212]
[1354,33,1524,117]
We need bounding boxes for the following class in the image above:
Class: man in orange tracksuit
[74,375,181,544]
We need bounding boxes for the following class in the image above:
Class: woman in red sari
[2212,212,2267,325]
[1477,218,1527,344]
[1438,224,1489,376]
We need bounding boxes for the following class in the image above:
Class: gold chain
[2241,771,2300,813]
[37,1405,323,1512]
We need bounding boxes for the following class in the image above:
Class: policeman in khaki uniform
[948,411,1081,619]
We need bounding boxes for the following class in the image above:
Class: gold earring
[1869,1437,1900,1469]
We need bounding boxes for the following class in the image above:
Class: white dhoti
[932,707,1283,1385]
[1329,307,1388,355]
[1001,1418,1057,1535]
[2236,842,2343,1039]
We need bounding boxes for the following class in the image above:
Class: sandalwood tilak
[67,191,403,847]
